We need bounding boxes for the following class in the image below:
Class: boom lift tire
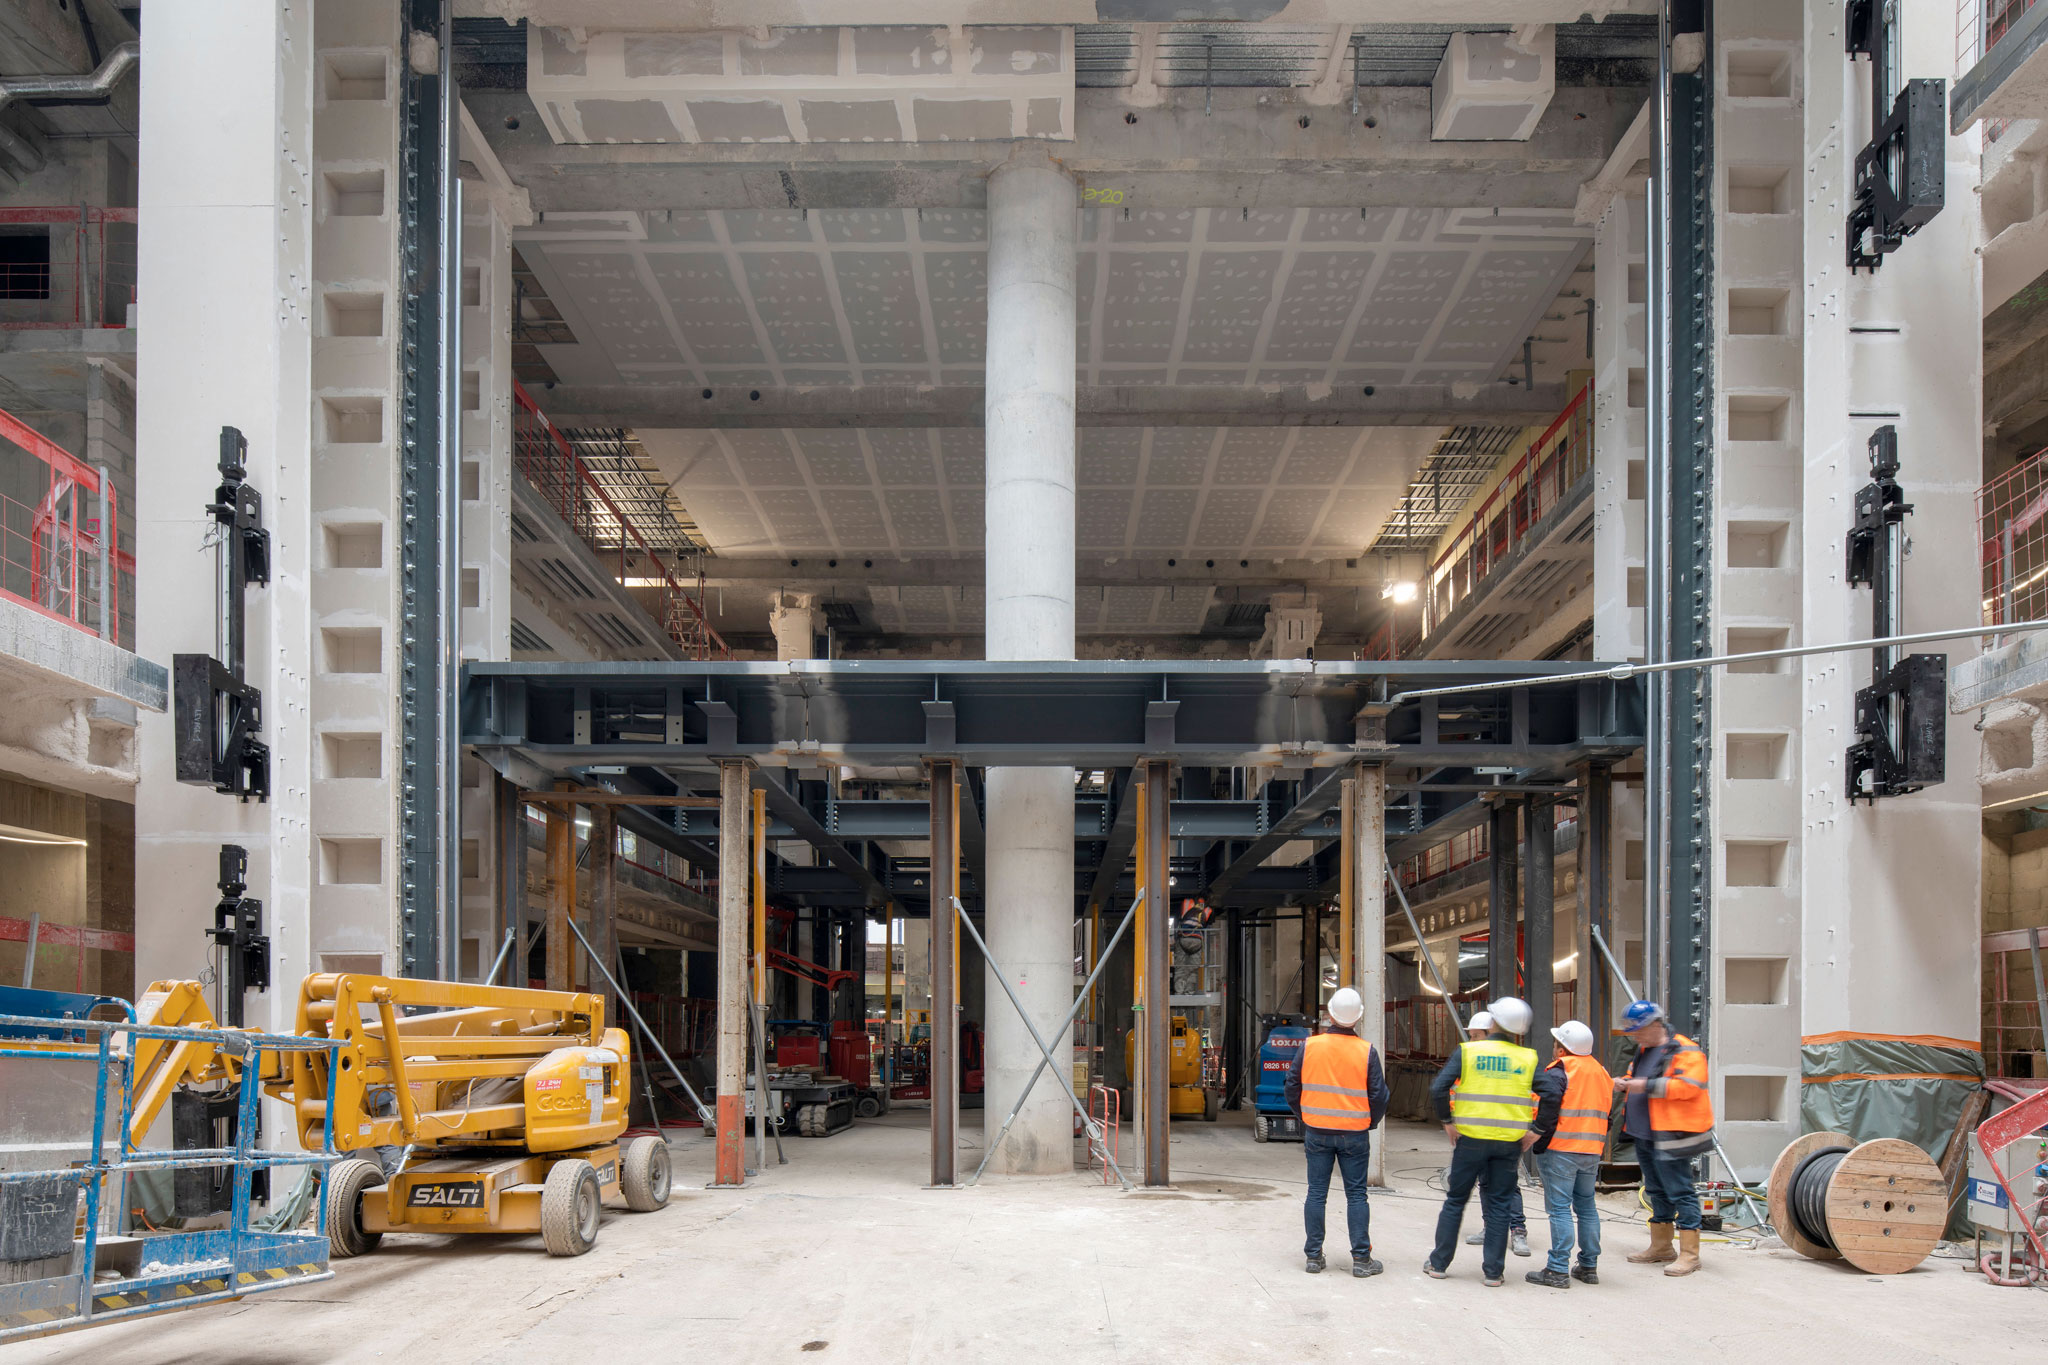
[541,1159,602,1257]
[326,1158,387,1259]
[620,1136,672,1212]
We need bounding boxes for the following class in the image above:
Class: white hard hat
[1327,987,1365,1026]
[1488,997,1533,1035]
[1467,1011,1494,1033]
[1551,1020,1596,1056]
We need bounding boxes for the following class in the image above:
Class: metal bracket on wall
[207,843,270,1028]
[1844,425,1946,802]
[171,425,270,802]
[1845,0,1946,270]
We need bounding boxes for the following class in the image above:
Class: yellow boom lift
[137,971,672,1258]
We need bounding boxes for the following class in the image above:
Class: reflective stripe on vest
[1299,1033,1375,1131]
[1451,1038,1538,1140]
[1547,1053,1613,1155]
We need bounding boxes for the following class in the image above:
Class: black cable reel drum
[1765,1132,1947,1275]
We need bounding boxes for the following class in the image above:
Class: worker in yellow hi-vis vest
[1422,997,1561,1287]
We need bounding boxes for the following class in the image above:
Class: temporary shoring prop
[951,897,1133,1190]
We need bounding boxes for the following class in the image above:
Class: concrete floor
[17,1112,2042,1364]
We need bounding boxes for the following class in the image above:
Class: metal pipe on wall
[1643,0,1674,1011]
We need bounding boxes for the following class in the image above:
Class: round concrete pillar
[982,148,1078,1174]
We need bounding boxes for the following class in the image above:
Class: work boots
[1664,1228,1701,1277]
[1627,1222,1677,1265]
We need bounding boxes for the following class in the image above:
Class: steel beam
[1083,769,1138,912]
[752,771,898,913]
[1206,769,1350,902]
[928,759,959,1188]
[1140,759,1171,1187]
[532,381,1573,431]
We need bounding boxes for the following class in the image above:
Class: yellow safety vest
[1451,1037,1538,1141]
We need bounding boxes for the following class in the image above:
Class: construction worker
[1284,986,1391,1278]
[1424,996,1551,1287]
[1457,1011,1532,1259]
[1524,1019,1612,1288]
[1614,999,1714,1276]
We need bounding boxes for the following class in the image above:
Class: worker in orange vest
[1284,986,1391,1278]
[1614,999,1714,1276]
[1524,1019,1612,1288]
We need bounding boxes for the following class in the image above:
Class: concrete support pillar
[135,0,314,1032]
[1487,800,1520,1004]
[1524,800,1555,1051]
[714,761,748,1186]
[769,590,821,661]
[981,147,1078,1175]
[1256,591,1323,660]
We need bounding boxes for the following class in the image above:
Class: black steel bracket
[1844,425,1945,802]
[1846,0,1946,270]
[172,426,271,801]
[206,843,270,1027]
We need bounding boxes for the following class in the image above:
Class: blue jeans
[1429,1136,1522,1280]
[1303,1126,1373,1260]
[1538,1150,1601,1273]
[1639,1147,1702,1230]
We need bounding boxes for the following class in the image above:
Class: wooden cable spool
[1765,1131,1947,1275]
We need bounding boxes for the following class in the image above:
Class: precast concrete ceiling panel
[528,26,1076,144]
[637,422,1437,596]
[517,205,1586,391]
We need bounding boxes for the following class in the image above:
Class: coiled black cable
[1789,1146,1851,1250]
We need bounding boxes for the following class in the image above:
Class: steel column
[495,775,521,981]
[589,804,616,1002]
[436,0,463,985]
[714,760,749,1186]
[1350,763,1387,1184]
[928,759,959,1187]
[1579,764,1614,1061]
[1223,908,1244,1109]
[1524,799,1555,1052]
[1141,759,1170,1187]
[1487,799,1520,1005]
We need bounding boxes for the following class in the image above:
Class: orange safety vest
[1298,1033,1376,1131]
[1545,1053,1613,1156]
[1646,1033,1714,1140]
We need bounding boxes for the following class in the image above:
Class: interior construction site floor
[15,1113,2041,1364]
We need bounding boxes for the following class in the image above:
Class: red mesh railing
[1959,1,2043,74]
[512,382,727,658]
[0,206,136,331]
[0,406,132,645]
[1422,382,1593,640]
[1978,444,2048,625]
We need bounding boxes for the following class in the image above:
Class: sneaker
[1525,1268,1571,1289]
[1571,1265,1598,1285]
[1464,1232,1484,1245]
[1482,1275,1504,1287]
[1305,1253,1325,1274]
[1510,1230,1532,1258]
[1421,1261,1448,1280]
[1352,1258,1384,1279]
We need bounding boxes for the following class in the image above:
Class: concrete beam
[534,381,1572,430]
[481,4,1656,26]
[472,85,1640,212]
[687,555,1396,590]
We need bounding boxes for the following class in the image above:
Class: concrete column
[982,146,1078,1175]
[1256,591,1323,660]
[769,590,821,661]
[714,761,748,1186]
[135,0,314,1034]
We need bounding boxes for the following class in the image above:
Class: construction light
[1383,580,1419,604]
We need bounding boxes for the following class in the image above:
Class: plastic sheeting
[1798,1036,1983,1165]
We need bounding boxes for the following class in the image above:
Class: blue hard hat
[1622,999,1665,1032]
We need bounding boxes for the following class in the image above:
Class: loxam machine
[255,972,673,1258]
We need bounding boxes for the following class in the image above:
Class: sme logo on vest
[1474,1053,1516,1074]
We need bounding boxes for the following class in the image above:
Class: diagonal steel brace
[968,892,1143,1187]
[951,897,1133,1190]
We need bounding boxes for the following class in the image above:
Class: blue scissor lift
[0,985,340,1342]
